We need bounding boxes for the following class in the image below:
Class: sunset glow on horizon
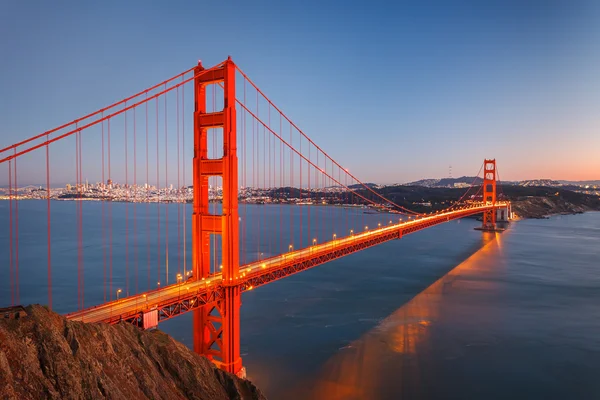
[1,1,599,185]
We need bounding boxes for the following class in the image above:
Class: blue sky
[1,0,599,184]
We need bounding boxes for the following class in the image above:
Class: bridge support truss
[192,57,243,377]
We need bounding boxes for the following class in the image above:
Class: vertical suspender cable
[263,125,266,255]
[8,160,13,305]
[182,78,187,277]
[177,85,181,276]
[316,151,319,242]
[79,127,83,308]
[265,106,275,255]
[125,104,129,296]
[164,84,169,284]
[242,77,247,265]
[308,143,311,248]
[289,123,293,248]
[102,115,106,302]
[156,97,161,287]
[146,93,150,290]
[254,92,258,260]
[75,128,79,309]
[279,114,282,255]
[299,130,302,248]
[134,107,138,294]
[46,135,52,309]
[108,119,113,299]
[13,149,19,304]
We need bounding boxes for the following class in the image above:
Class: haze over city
[1,0,599,185]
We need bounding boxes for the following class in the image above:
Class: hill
[405,176,483,188]
[0,305,265,400]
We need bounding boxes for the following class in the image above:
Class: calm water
[1,201,599,399]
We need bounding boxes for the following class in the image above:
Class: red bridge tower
[192,57,243,377]
[481,159,497,230]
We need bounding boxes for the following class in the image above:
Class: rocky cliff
[0,305,266,400]
[511,195,600,219]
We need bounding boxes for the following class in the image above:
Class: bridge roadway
[66,202,507,326]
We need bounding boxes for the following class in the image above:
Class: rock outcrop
[0,305,266,400]
[511,196,600,219]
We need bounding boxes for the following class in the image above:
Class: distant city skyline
[1,1,599,185]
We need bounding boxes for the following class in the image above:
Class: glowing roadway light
[116,289,122,300]
[350,229,354,235]
[219,265,223,270]
[176,273,182,283]
[313,238,317,245]
[333,233,337,240]
[289,244,293,251]
[157,281,161,287]
[365,226,368,231]
[378,223,381,228]
[261,263,266,269]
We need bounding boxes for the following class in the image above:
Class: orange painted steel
[192,57,242,375]
[482,159,497,229]
[66,203,508,326]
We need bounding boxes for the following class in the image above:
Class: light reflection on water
[255,213,600,400]
[297,232,505,400]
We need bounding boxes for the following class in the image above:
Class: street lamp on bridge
[116,289,122,300]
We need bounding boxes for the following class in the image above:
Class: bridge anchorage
[2,56,511,380]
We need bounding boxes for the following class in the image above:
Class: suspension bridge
[1,57,510,377]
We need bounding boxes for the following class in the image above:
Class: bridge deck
[66,203,507,326]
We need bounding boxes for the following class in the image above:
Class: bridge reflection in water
[290,231,506,400]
